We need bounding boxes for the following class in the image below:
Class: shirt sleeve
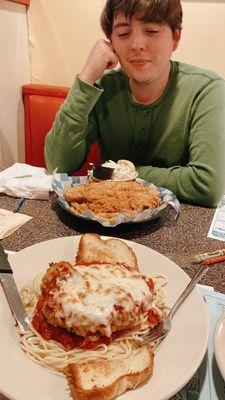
[44,76,103,174]
[137,79,225,207]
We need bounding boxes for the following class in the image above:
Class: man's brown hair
[100,0,183,38]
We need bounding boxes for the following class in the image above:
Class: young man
[45,0,225,207]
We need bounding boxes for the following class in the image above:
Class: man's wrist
[79,71,96,85]
[76,75,103,93]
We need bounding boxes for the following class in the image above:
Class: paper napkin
[0,163,52,200]
[0,208,32,239]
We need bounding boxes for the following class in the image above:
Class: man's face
[111,12,180,86]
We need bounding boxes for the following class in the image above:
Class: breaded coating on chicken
[41,261,74,295]
[64,181,160,217]
[40,261,155,338]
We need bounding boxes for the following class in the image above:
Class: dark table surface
[0,192,225,293]
[0,193,225,400]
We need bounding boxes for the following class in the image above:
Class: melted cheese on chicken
[48,264,153,337]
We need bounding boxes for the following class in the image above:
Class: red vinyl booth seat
[22,84,99,175]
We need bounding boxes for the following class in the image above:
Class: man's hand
[79,39,119,85]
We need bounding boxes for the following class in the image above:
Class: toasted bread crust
[76,234,138,271]
[65,344,154,400]
[64,235,153,399]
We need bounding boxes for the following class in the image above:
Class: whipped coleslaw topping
[101,160,138,181]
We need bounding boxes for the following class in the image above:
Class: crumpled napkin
[0,163,52,200]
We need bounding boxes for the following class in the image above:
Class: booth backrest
[22,84,99,175]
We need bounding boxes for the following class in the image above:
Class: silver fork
[141,264,209,343]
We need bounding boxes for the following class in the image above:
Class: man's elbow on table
[196,189,223,208]
[44,136,86,175]
[185,172,225,208]
[44,145,76,175]
[137,165,224,207]
[197,167,225,207]
[176,169,224,207]
[44,144,63,174]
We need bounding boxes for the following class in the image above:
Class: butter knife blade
[0,243,29,332]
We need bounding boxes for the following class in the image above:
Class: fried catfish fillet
[64,181,160,216]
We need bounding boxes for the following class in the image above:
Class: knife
[0,243,30,332]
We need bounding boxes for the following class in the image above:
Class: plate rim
[0,235,209,400]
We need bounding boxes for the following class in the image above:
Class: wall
[28,0,225,87]
[0,0,29,168]
[28,0,104,86]
[176,0,225,75]
[1,0,224,167]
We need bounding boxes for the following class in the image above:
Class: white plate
[0,236,209,400]
[214,312,225,380]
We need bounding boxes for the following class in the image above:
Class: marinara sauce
[32,299,124,350]
[32,273,159,349]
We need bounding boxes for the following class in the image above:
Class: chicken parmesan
[32,260,163,350]
[19,234,167,377]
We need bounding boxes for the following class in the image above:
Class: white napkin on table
[0,163,52,200]
[0,208,32,239]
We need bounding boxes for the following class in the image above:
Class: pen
[13,196,26,213]
[192,248,225,263]
[201,255,225,265]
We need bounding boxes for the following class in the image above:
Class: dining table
[0,192,225,400]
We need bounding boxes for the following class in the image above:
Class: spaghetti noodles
[19,272,167,373]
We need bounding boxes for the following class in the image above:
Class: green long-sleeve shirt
[45,61,225,207]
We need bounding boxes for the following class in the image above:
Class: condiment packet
[0,208,32,239]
